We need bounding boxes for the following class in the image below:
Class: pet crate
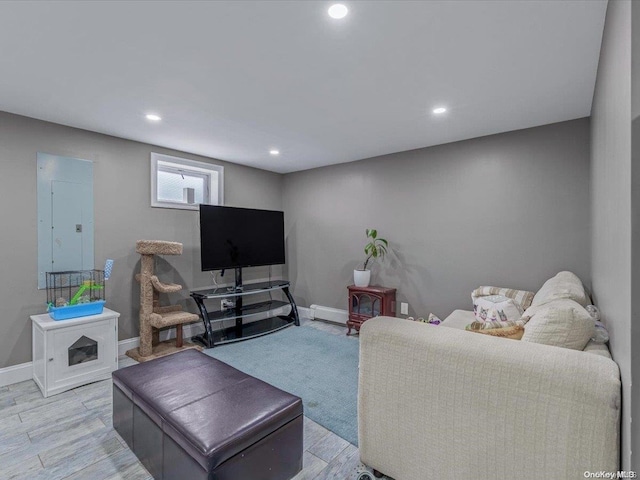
[46,270,106,320]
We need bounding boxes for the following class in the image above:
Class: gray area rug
[205,323,359,445]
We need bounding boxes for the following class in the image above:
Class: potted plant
[354,229,388,287]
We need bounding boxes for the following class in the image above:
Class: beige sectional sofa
[358,272,620,480]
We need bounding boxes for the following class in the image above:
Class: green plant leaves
[362,228,388,269]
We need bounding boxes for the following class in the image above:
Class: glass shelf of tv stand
[190,280,290,300]
[203,299,291,323]
[190,280,299,348]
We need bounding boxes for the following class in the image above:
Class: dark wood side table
[347,285,396,335]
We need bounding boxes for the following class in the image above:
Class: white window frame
[150,153,224,210]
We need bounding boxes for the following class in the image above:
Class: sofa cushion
[521,299,595,350]
[441,309,512,333]
[443,309,612,357]
[583,339,613,359]
[472,286,534,310]
[531,271,590,308]
[441,309,475,330]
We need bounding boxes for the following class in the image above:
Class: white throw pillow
[521,299,595,350]
[473,295,524,328]
[531,271,590,308]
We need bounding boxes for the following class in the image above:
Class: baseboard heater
[309,304,349,325]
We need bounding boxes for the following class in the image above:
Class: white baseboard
[117,337,140,357]
[117,321,206,356]
[1,330,199,387]
[296,306,314,320]
[309,304,349,325]
[0,362,32,388]
[0,326,204,386]
[1,305,297,387]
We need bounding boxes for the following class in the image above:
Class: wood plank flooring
[0,319,387,480]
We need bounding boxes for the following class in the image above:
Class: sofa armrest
[358,317,620,480]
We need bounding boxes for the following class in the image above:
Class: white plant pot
[354,269,371,287]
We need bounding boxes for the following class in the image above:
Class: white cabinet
[31,308,119,397]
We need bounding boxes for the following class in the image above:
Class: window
[151,153,224,210]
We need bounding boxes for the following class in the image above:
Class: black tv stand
[233,267,243,291]
[190,271,299,348]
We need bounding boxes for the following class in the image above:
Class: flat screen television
[199,205,285,271]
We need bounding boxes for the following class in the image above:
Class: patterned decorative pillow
[472,286,535,310]
[473,294,525,328]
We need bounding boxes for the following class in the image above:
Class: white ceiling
[0,1,607,174]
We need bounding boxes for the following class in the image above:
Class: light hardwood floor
[0,320,385,480]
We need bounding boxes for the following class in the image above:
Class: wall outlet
[400,302,409,315]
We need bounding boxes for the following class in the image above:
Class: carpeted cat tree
[126,240,201,362]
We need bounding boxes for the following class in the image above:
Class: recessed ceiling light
[145,114,162,121]
[328,4,348,19]
[269,149,280,155]
[432,107,447,114]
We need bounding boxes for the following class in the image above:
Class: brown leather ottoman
[112,349,303,480]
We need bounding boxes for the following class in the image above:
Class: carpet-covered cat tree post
[127,240,201,362]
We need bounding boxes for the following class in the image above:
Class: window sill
[151,201,201,211]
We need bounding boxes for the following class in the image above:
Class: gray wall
[632,0,640,469]
[590,0,632,469]
[283,118,591,320]
[0,111,283,369]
